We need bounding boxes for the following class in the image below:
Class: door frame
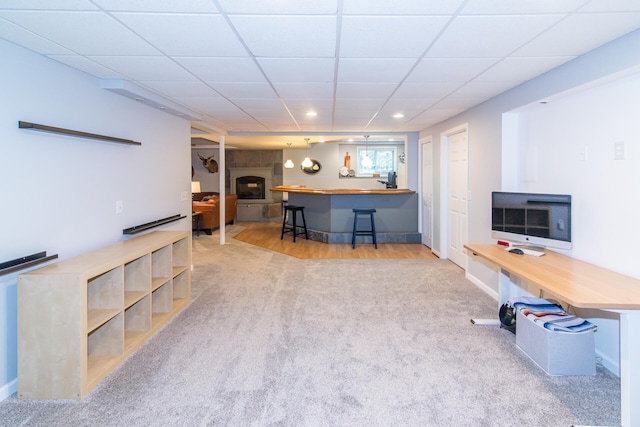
[420,136,433,250]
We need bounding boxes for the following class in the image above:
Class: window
[356,146,397,176]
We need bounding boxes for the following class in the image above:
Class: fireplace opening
[236,176,266,200]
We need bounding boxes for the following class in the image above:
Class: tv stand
[465,243,640,427]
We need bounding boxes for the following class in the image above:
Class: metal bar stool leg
[370,212,377,249]
[300,208,309,240]
[352,213,358,248]
[292,208,297,242]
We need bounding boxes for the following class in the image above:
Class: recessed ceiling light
[318,138,325,143]
[393,113,404,118]
[306,111,317,117]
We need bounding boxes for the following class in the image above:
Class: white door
[447,129,468,268]
[421,139,433,249]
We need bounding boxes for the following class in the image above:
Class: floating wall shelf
[123,214,186,235]
[19,121,142,146]
[0,251,59,276]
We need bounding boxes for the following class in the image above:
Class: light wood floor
[230,222,438,259]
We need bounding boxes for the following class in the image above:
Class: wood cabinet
[17,231,191,399]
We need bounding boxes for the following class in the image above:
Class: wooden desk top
[270,185,415,195]
[465,244,640,310]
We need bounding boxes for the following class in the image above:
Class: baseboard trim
[465,271,498,301]
[0,378,17,401]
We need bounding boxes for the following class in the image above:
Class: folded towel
[510,297,597,333]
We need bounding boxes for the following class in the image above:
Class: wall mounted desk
[465,243,640,427]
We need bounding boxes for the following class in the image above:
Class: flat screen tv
[491,191,572,250]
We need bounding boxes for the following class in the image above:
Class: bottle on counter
[344,152,351,168]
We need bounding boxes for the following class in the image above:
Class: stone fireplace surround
[229,166,282,222]
[224,150,284,222]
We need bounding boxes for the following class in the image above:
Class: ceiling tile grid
[0,0,639,147]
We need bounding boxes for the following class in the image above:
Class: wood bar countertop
[270,185,415,195]
[465,243,640,310]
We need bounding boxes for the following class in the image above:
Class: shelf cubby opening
[124,295,151,353]
[152,245,172,277]
[88,266,124,310]
[152,282,173,314]
[173,270,190,301]
[87,313,124,386]
[172,238,189,270]
[124,255,150,309]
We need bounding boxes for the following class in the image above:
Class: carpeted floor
[0,226,621,426]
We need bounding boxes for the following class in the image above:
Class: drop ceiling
[1,0,640,149]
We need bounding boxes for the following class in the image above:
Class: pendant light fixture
[284,142,294,168]
[362,135,373,168]
[301,138,313,168]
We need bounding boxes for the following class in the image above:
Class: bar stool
[281,205,309,242]
[352,208,377,249]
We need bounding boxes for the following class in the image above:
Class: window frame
[355,145,398,177]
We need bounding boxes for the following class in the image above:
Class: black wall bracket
[0,251,59,276]
[19,121,142,146]
[123,214,186,235]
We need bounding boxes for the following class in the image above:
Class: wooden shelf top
[270,185,415,195]
[465,243,640,310]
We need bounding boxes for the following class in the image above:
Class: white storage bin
[515,309,596,376]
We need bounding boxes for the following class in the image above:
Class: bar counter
[270,186,420,244]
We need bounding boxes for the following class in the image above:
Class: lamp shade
[191,181,201,193]
[284,159,294,168]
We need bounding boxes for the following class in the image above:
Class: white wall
[420,29,640,376]
[0,40,192,399]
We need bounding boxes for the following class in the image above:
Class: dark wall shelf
[123,214,186,235]
[19,121,141,146]
[0,251,59,276]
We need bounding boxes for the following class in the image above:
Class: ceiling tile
[112,13,247,57]
[578,0,640,12]
[515,12,640,57]
[336,82,397,98]
[426,15,565,58]
[339,16,450,58]
[231,98,284,111]
[475,56,575,82]
[392,82,459,99]
[338,58,417,83]
[93,0,219,13]
[0,20,74,55]
[88,55,197,80]
[217,0,338,14]
[210,82,277,98]
[175,57,265,82]
[257,58,335,82]
[281,98,333,111]
[138,80,221,97]
[228,15,337,57]
[0,10,159,55]
[273,83,334,99]
[47,54,125,78]
[0,0,97,10]
[450,81,523,98]
[342,0,465,15]
[406,58,499,83]
[460,0,590,15]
